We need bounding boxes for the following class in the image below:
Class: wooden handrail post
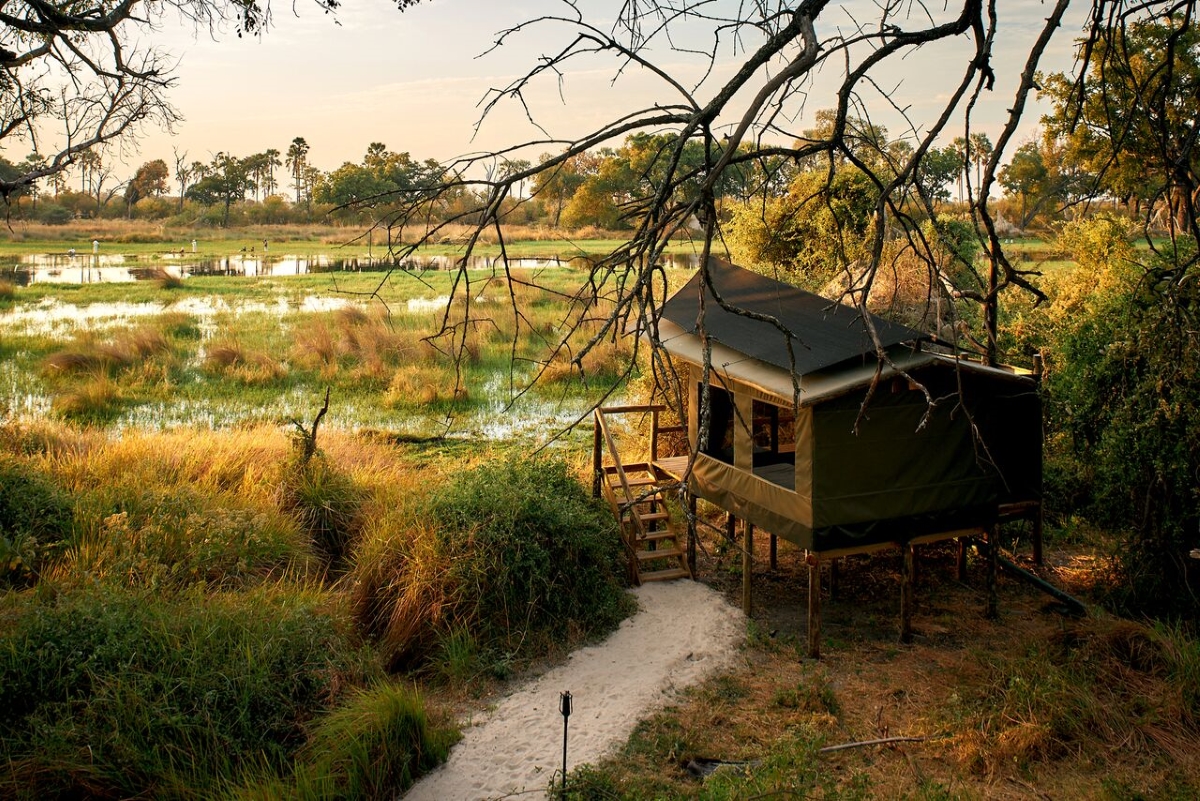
[592,410,603,499]
[650,408,659,463]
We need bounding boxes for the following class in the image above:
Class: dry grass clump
[384,364,469,406]
[290,306,418,382]
[50,377,124,421]
[42,326,173,379]
[350,520,455,671]
[540,339,633,384]
[959,616,1200,778]
[204,340,287,384]
[0,278,15,302]
[144,267,183,289]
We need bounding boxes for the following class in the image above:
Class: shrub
[0,456,73,586]
[0,587,376,800]
[1041,231,1199,617]
[351,458,633,673]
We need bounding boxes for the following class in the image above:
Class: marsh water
[0,252,701,285]
[0,257,647,439]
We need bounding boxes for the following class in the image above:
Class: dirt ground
[683,525,1198,799]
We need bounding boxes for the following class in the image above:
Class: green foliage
[0,455,73,586]
[0,586,376,800]
[1042,230,1199,616]
[725,166,877,287]
[424,457,634,664]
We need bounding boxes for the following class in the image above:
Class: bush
[0,456,73,586]
[35,202,74,225]
[351,457,633,673]
[0,587,376,800]
[1041,231,1200,617]
[426,457,632,662]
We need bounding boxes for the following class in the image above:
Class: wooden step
[638,567,690,582]
[609,475,657,488]
[636,547,684,562]
[634,511,670,524]
[637,530,677,544]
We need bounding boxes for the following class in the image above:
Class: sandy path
[404,580,744,800]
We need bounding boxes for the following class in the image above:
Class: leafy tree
[187,152,251,226]
[998,142,1051,228]
[1039,13,1200,232]
[124,159,169,213]
[531,152,595,226]
[725,164,878,287]
[1041,217,1199,616]
[261,148,282,197]
[916,146,962,204]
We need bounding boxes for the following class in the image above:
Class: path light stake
[559,690,572,793]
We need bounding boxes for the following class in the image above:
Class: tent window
[752,399,795,488]
[699,383,735,465]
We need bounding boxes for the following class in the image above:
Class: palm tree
[969,132,993,198]
[262,148,281,197]
[286,138,309,205]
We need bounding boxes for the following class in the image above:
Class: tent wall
[683,357,1040,556]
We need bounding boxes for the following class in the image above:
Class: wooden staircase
[594,407,692,585]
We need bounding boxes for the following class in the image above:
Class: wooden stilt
[829,558,840,601]
[742,522,754,616]
[769,533,778,571]
[1032,505,1044,566]
[687,493,698,577]
[900,543,915,644]
[985,529,999,620]
[807,553,821,659]
[956,538,968,581]
[726,512,737,542]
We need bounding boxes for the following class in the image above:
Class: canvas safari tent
[624,258,1043,654]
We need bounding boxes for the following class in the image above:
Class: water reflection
[0,252,700,285]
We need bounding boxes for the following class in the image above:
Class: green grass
[0,585,382,800]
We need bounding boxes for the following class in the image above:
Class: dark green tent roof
[659,259,927,375]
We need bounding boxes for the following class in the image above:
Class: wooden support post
[829,558,839,601]
[592,413,603,499]
[769,533,778,571]
[985,529,999,620]
[956,538,968,581]
[807,553,821,659]
[742,522,754,616]
[1032,505,1044,566]
[726,512,737,543]
[900,543,915,644]
[687,493,698,577]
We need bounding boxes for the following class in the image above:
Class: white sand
[404,580,745,800]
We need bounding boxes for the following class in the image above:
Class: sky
[120,0,1091,177]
